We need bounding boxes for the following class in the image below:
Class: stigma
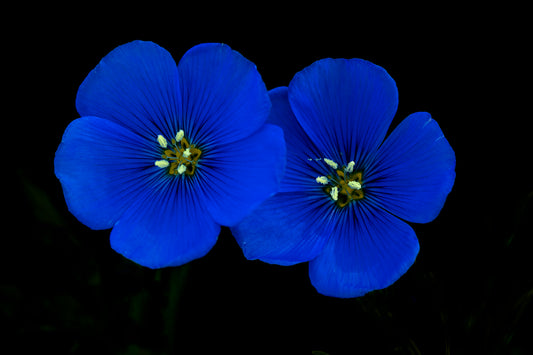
[154,130,202,176]
[315,158,364,208]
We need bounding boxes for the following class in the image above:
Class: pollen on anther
[175,130,184,142]
[348,181,362,190]
[155,160,170,168]
[345,161,355,173]
[157,135,168,148]
[324,158,338,169]
[316,176,328,185]
[330,186,339,201]
[177,164,186,175]
[182,148,191,158]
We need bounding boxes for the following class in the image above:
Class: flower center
[315,159,364,208]
[154,130,202,176]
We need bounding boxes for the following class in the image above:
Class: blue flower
[231,58,455,298]
[55,41,285,268]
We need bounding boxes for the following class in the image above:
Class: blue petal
[231,88,337,265]
[200,124,286,227]
[176,43,271,147]
[54,116,159,230]
[231,191,332,266]
[365,112,456,223]
[288,58,398,168]
[309,203,419,298]
[56,116,220,268]
[266,87,328,193]
[110,179,220,268]
[76,41,181,140]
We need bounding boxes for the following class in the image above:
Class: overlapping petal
[176,43,271,148]
[110,180,220,268]
[365,112,456,223]
[54,116,158,230]
[309,203,420,298]
[265,87,326,193]
[231,88,332,265]
[288,58,398,169]
[76,41,181,140]
[200,124,286,227]
[232,192,332,266]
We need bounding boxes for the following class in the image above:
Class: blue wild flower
[55,41,286,268]
[232,58,456,298]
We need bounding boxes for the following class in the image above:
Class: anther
[316,176,329,185]
[324,158,338,169]
[330,186,339,201]
[348,181,362,190]
[177,164,186,175]
[345,161,355,173]
[182,148,191,158]
[157,135,168,148]
[175,130,184,142]
[155,160,170,168]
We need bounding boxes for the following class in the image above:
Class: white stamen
[175,130,184,142]
[155,160,170,168]
[345,161,355,173]
[177,164,186,175]
[157,135,168,148]
[348,181,362,190]
[330,186,338,201]
[182,148,191,158]
[316,176,328,185]
[324,158,338,169]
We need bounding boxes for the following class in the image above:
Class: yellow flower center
[324,170,364,208]
[154,130,202,176]
[315,159,364,208]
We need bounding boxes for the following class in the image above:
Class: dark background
[5,11,532,354]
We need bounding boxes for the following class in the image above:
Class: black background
[5,10,532,354]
